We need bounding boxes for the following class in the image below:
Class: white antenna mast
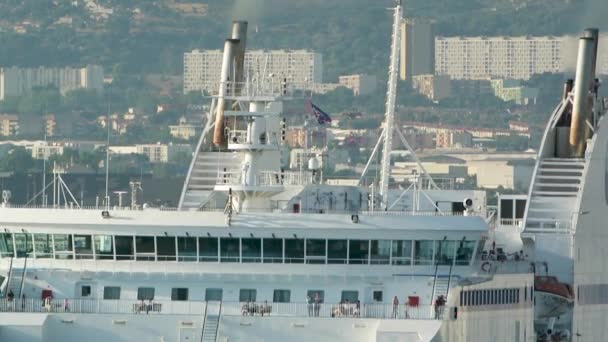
[104,105,111,209]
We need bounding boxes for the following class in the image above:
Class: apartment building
[338,74,377,96]
[183,49,323,94]
[400,18,435,80]
[0,65,103,100]
[0,114,19,137]
[412,74,451,101]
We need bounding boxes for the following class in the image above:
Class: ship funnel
[569,28,599,157]
[213,39,239,146]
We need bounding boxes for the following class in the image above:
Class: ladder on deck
[6,257,27,298]
[432,264,453,301]
[201,302,222,342]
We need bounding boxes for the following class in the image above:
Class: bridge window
[199,237,218,262]
[348,240,369,264]
[33,234,52,258]
[205,288,223,301]
[137,287,155,301]
[53,234,73,259]
[341,291,359,302]
[171,288,189,301]
[391,240,412,265]
[74,235,93,259]
[220,237,239,262]
[135,236,155,261]
[103,286,121,300]
[370,240,391,265]
[284,238,304,264]
[239,289,257,302]
[414,240,434,265]
[94,235,114,260]
[13,233,33,258]
[262,238,283,263]
[306,239,326,264]
[435,240,456,265]
[327,239,347,264]
[115,236,134,260]
[177,237,197,262]
[455,241,476,265]
[241,238,261,263]
[0,233,14,258]
[273,289,291,303]
[157,236,176,261]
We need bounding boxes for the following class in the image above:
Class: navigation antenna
[359,1,438,210]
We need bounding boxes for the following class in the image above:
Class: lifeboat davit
[534,276,574,319]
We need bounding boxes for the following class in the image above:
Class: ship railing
[220,80,295,98]
[221,302,445,320]
[0,204,180,211]
[0,298,206,315]
[216,171,313,187]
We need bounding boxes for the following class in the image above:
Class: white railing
[221,302,444,320]
[0,298,206,315]
[216,171,313,187]
[227,130,249,145]
[221,80,294,98]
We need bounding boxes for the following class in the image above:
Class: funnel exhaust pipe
[213,39,239,146]
[231,21,248,85]
[569,30,598,157]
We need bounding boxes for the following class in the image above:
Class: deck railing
[0,299,446,320]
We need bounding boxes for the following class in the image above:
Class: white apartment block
[435,35,608,80]
[435,36,562,80]
[183,49,323,94]
[0,65,104,100]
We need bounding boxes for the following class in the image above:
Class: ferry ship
[0,4,606,342]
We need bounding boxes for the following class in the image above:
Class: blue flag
[307,100,332,125]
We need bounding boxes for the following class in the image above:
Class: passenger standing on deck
[307,294,313,316]
[64,298,69,312]
[392,296,399,318]
[314,293,321,317]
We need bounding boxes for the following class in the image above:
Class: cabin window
[205,288,223,301]
[135,236,155,261]
[33,234,52,258]
[13,233,33,258]
[74,235,93,259]
[327,239,347,264]
[241,238,261,263]
[53,234,73,259]
[341,291,359,302]
[414,240,434,265]
[262,238,283,263]
[391,240,412,265]
[373,291,383,302]
[199,237,218,262]
[94,235,114,260]
[103,286,121,300]
[156,236,176,261]
[0,233,14,258]
[115,236,134,260]
[239,289,257,302]
[171,288,189,301]
[307,290,325,303]
[273,289,291,303]
[456,241,476,265]
[137,287,155,300]
[348,240,369,264]
[177,237,197,262]
[435,240,456,265]
[284,238,304,264]
[81,285,91,297]
[515,200,526,219]
[220,237,239,262]
[370,240,391,265]
[306,239,326,264]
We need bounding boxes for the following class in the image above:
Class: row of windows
[100,286,359,304]
[0,233,479,266]
[459,287,532,307]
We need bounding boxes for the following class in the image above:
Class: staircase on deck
[5,257,27,299]
[524,158,586,233]
[432,264,453,302]
[180,152,242,210]
[201,302,222,342]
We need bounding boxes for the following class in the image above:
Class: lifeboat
[534,276,574,319]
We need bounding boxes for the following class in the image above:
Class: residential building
[0,114,19,137]
[44,115,57,137]
[435,36,562,80]
[491,79,539,105]
[311,83,342,94]
[0,65,103,100]
[184,49,323,94]
[29,142,64,160]
[436,130,473,149]
[135,144,193,164]
[412,74,451,101]
[338,74,377,96]
[169,116,203,140]
[400,18,435,80]
[285,126,327,149]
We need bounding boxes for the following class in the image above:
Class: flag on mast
[306,99,332,125]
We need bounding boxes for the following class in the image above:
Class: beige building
[435,36,562,80]
[169,116,202,140]
[490,79,539,105]
[400,18,435,80]
[30,142,64,160]
[412,74,451,101]
[0,65,103,100]
[0,114,19,137]
[184,49,323,94]
[436,130,473,149]
[338,74,377,96]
